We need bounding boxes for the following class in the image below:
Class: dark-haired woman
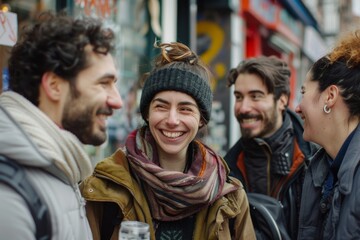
[81,42,255,240]
[296,31,360,239]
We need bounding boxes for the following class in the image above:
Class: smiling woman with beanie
[80,42,255,240]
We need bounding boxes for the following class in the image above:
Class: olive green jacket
[80,149,255,240]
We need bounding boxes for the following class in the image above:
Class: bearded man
[224,56,317,239]
[0,12,123,239]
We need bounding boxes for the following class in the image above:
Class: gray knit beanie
[140,67,213,123]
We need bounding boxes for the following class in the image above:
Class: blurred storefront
[241,0,303,108]
[196,0,328,149]
[0,0,153,163]
[195,0,242,155]
[0,0,57,92]
[0,0,329,159]
[71,0,154,160]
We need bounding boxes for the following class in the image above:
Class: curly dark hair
[8,11,115,106]
[226,56,291,101]
[310,30,360,117]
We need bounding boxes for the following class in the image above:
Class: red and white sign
[0,11,17,47]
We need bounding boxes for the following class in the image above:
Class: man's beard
[62,108,98,145]
[62,97,112,146]
[237,107,278,139]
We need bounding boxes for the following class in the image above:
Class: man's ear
[41,72,63,101]
[278,94,289,111]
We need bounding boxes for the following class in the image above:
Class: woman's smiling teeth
[162,130,183,138]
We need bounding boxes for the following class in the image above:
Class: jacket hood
[0,105,50,167]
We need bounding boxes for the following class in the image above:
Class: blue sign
[2,68,9,91]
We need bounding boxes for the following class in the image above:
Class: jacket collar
[310,124,360,195]
[337,124,360,194]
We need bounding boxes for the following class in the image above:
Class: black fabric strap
[0,155,51,240]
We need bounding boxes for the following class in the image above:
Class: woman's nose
[166,109,180,125]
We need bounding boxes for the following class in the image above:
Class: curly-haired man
[0,12,122,239]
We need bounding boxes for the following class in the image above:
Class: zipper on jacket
[74,184,93,239]
[74,184,86,218]
[256,139,273,195]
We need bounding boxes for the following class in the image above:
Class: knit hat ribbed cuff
[140,68,213,122]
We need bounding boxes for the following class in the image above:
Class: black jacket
[224,108,317,239]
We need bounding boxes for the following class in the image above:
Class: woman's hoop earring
[323,104,331,114]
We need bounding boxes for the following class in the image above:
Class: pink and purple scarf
[125,127,238,221]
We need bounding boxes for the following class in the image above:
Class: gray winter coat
[0,98,93,240]
[297,124,360,240]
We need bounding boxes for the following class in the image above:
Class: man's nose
[236,98,252,114]
[107,86,123,110]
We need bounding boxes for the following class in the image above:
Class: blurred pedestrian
[0,12,122,239]
[81,41,255,240]
[224,56,316,239]
[108,82,141,150]
[296,30,360,239]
